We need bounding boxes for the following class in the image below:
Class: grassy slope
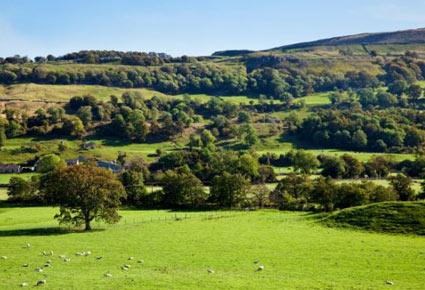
[0,83,266,105]
[325,201,425,235]
[257,135,415,162]
[0,83,168,102]
[0,136,176,164]
[0,83,417,163]
[0,208,424,289]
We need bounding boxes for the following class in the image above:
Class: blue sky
[1,0,425,57]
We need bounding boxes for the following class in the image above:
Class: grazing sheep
[137,259,144,264]
[44,263,51,268]
[49,251,54,256]
[1,256,7,260]
[22,264,29,267]
[36,280,46,286]
[63,258,71,262]
[253,259,259,264]
[20,282,28,287]
[85,251,91,256]
[207,268,215,274]
[35,267,43,272]
[121,266,129,271]
[59,255,66,259]
[386,280,394,285]
[96,256,103,260]
[23,243,31,249]
[257,265,264,271]
[104,273,112,278]
[128,256,134,260]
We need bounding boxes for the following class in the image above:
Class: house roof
[0,164,21,169]
[65,157,122,173]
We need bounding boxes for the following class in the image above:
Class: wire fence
[93,210,254,229]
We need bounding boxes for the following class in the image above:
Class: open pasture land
[0,207,424,289]
[257,136,415,162]
[0,83,264,105]
[0,83,168,102]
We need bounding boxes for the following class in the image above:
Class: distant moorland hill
[214,27,425,56]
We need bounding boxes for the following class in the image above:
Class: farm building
[0,164,22,174]
[66,157,122,173]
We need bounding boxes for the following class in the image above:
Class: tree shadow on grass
[0,227,105,237]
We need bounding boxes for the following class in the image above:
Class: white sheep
[35,267,43,272]
[104,273,112,278]
[207,268,215,274]
[36,279,46,286]
[257,265,264,271]
[128,256,134,260]
[22,264,29,267]
[20,282,28,287]
[1,256,7,260]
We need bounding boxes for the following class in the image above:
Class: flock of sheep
[1,242,265,287]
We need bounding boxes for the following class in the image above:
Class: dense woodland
[1,51,425,98]
[2,49,425,213]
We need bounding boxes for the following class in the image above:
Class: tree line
[2,52,425,98]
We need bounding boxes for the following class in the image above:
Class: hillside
[1,208,424,289]
[213,28,425,56]
[267,28,425,51]
[324,202,425,235]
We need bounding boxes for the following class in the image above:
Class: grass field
[325,201,425,235]
[336,178,423,193]
[0,83,168,102]
[0,136,176,163]
[0,173,37,185]
[0,207,424,289]
[0,188,7,200]
[257,136,415,162]
[0,83,266,105]
[294,92,331,106]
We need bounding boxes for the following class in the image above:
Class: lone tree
[41,164,126,231]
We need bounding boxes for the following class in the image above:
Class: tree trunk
[85,220,91,231]
[84,212,92,231]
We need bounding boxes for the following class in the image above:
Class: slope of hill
[324,201,425,235]
[267,28,425,51]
